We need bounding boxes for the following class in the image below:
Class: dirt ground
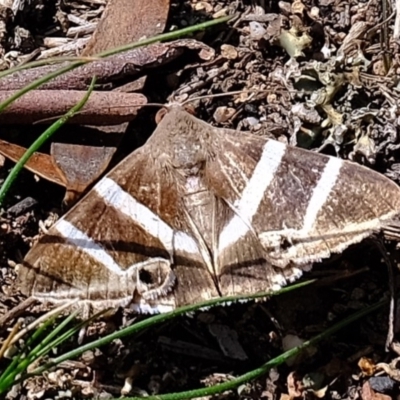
[1,0,400,398]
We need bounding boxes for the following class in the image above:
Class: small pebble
[6,196,37,217]
[246,116,259,126]
[220,44,238,59]
[249,21,266,40]
[369,376,395,393]
[213,106,235,123]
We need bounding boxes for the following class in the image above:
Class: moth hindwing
[18,105,400,313]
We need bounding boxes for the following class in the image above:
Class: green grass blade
[32,310,80,356]
[30,280,316,376]
[0,349,25,390]
[0,311,61,387]
[6,282,383,398]
[0,310,81,394]
[0,56,98,80]
[0,309,78,388]
[95,14,234,58]
[121,299,386,400]
[36,309,109,359]
[3,310,113,392]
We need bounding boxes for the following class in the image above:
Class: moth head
[154,105,211,172]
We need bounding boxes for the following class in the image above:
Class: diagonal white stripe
[94,177,174,252]
[302,157,343,232]
[54,178,202,276]
[174,231,201,255]
[218,140,286,252]
[55,219,124,274]
[55,219,173,275]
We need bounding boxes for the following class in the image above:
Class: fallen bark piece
[81,0,170,55]
[50,143,118,207]
[0,91,147,125]
[0,139,64,186]
[0,40,214,91]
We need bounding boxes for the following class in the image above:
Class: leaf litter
[1,0,400,398]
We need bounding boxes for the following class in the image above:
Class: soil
[1,0,400,399]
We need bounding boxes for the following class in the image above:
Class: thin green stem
[0,56,98,80]
[122,299,386,400]
[0,63,91,113]
[30,280,316,376]
[95,15,234,58]
[0,77,96,205]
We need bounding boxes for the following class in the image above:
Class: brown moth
[18,106,400,313]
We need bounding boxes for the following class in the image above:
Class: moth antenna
[180,90,251,107]
[180,88,283,107]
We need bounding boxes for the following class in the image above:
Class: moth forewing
[18,106,400,313]
[259,148,400,268]
[210,130,400,270]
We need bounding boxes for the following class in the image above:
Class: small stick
[375,237,396,350]
[394,0,400,38]
[0,320,21,359]
[0,298,37,329]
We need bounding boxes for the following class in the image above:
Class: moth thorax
[168,134,206,168]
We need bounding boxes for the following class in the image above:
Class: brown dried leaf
[81,0,170,56]
[0,139,64,186]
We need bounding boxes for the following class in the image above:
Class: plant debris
[1,0,400,399]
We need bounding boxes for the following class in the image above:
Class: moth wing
[211,197,304,297]
[207,128,400,272]
[19,147,216,312]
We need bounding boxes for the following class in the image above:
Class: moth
[18,105,400,313]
